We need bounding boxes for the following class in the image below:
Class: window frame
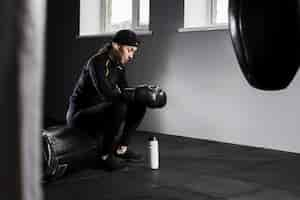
[100,0,149,33]
[78,0,152,38]
[179,0,228,33]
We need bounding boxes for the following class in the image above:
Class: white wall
[128,0,300,154]
[50,0,300,154]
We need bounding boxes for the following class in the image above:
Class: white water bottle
[148,136,159,169]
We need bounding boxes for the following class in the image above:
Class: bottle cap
[148,136,157,141]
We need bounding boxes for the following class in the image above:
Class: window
[80,0,150,36]
[180,0,229,32]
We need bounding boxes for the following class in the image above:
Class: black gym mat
[44,131,300,200]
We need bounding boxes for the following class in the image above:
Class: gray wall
[45,0,300,153]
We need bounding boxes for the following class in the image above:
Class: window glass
[184,0,209,28]
[109,0,132,31]
[215,0,228,24]
[79,0,150,36]
[80,0,101,35]
[183,0,228,29]
[139,0,150,26]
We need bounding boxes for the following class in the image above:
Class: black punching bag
[229,0,300,90]
[42,126,98,181]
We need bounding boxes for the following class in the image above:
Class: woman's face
[115,44,138,65]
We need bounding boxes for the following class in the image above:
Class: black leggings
[66,102,146,155]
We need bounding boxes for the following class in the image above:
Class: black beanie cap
[112,29,140,47]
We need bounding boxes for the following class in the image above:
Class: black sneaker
[115,149,144,162]
[100,155,127,171]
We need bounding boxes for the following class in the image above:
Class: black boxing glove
[122,85,167,108]
[134,85,167,108]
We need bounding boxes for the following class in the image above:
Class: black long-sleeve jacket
[69,44,129,111]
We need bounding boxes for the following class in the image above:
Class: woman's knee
[112,102,128,118]
[128,103,146,116]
